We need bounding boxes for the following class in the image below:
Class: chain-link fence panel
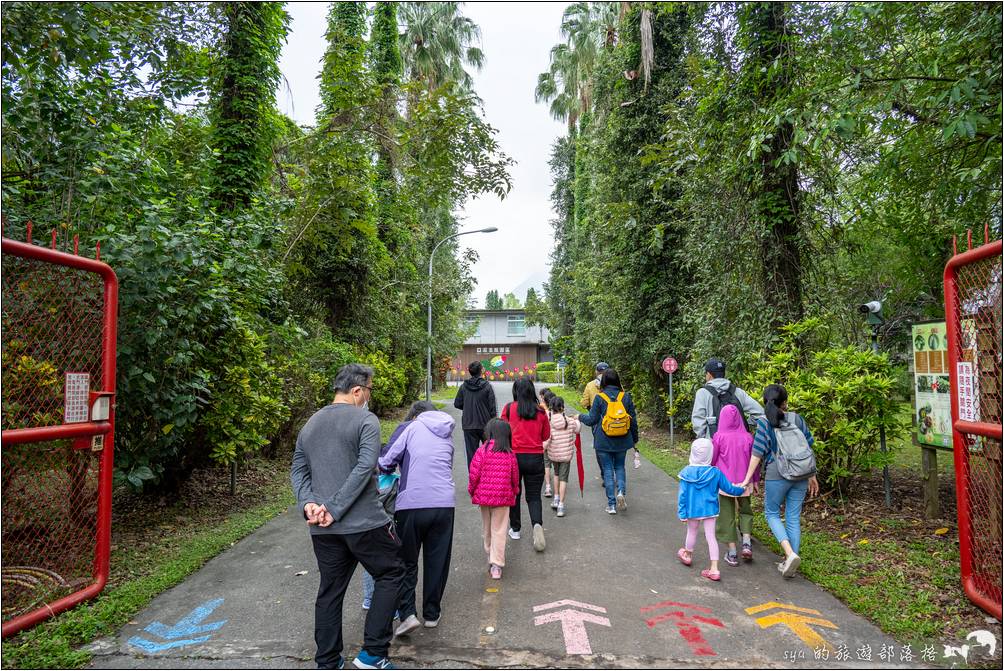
[1,234,118,637]
[945,237,1003,620]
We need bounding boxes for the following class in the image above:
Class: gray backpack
[773,414,817,481]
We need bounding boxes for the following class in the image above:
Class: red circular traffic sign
[662,357,678,374]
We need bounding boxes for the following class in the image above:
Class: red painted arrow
[641,601,723,657]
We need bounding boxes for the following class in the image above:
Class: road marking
[533,599,607,614]
[533,601,611,655]
[640,600,723,656]
[128,598,227,653]
[477,574,502,647]
[745,602,837,652]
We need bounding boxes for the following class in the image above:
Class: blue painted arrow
[127,598,227,653]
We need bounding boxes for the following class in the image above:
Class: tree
[485,289,503,310]
[398,2,484,92]
[210,2,290,211]
[502,292,523,309]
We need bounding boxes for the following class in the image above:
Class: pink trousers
[481,506,509,567]
[684,517,719,561]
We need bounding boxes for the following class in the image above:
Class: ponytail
[763,384,788,428]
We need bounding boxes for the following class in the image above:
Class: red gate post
[1,235,118,637]
[943,233,1003,621]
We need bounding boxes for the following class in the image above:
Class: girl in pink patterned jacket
[468,419,520,579]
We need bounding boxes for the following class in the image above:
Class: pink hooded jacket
[468,440,520,507]
[711,404,757,495]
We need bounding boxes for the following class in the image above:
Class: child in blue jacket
[677,438,747,581]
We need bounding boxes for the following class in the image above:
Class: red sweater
[502,403,551,454]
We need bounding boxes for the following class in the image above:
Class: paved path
[88,383,904,669]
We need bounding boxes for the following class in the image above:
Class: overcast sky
[277,2,566,308]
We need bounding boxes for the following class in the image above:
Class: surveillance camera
[858,301,882,314]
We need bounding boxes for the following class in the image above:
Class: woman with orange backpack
[578,368,639,514]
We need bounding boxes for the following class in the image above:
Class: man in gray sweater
[291,363,404,670]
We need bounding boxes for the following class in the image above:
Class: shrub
[737,319,906,496]
[358,350,406,416]
[536,361,557,372]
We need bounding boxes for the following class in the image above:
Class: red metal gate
[1,228,118,637]
[943,228,1003,621]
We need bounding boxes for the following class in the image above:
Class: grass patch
[2,489,295,669]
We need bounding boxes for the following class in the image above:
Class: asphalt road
[87,382,919,669]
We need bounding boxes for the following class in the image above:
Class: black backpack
[704,382,748,437]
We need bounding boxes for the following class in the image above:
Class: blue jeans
[763,478,808,554]
[597,451,626,507]
[362,570,375,607]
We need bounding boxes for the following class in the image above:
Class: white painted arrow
[532,599,607,613]
[533,608,611,655]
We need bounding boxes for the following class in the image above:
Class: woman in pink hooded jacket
[712,404,758,566]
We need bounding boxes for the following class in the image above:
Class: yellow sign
[746,602,838,652]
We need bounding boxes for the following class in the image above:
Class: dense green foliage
[1,1,510,491]
[537,2,1001,451]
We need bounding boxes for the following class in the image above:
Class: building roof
[465,309,526,315]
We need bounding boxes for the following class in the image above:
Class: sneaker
[394,614,421,637]
[724,550,739,567]
[532,523,546,552]
[489,564,502,579]
[362,598,371,611]
[550,498,559,510]
[606,505,617,515]
[779,553,801,578]
[556,502,565,517]
[543,484,553,498]
[700,568,721,581]
[741,541,753,561]
[319,655,345,670]
[353,651,395,669]
[508,527,521,540]
[616,492,627,511]
[423,617,439,628]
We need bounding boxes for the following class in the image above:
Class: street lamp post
[427,227,498,401]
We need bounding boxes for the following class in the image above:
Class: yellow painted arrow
[745,601,822,616]
[752,611,838,652]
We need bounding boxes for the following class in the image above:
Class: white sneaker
[550,498,559,510]
[606,505,617,514]
[556,502,565,517]
[616,492,627,510]
[779,553,801,578]
[508,527,521,540]
[394,614,421,637]
[532,523,546,552]
[423,617,439,628]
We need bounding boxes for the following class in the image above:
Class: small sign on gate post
[662,357,678,447]
[64,372,90,423]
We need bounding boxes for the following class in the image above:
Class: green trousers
[716,494,753,545]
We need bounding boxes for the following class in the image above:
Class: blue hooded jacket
[677,465,745,520]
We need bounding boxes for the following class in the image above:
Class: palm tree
[535,2,619,129]
[397,2,484,92]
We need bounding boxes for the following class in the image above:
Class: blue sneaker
[353,651,395,669]
[317,655,344,669]
[362,598,371,610]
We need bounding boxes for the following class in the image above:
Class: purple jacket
[379,411,456,510]
[712,404,757,493]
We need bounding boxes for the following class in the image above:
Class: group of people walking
[679,358,818,581]
[291,356,817,669]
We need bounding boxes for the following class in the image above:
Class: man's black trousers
[463,428,483,467]
[395,507,455,622]
[310,524,404,667]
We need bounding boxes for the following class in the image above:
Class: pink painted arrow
[533,608,611,655]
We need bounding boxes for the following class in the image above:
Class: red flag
[575,433,585,497]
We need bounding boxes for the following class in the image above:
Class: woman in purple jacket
[379,409,456,636]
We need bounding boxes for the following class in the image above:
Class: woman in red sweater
[501,378,551,552]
